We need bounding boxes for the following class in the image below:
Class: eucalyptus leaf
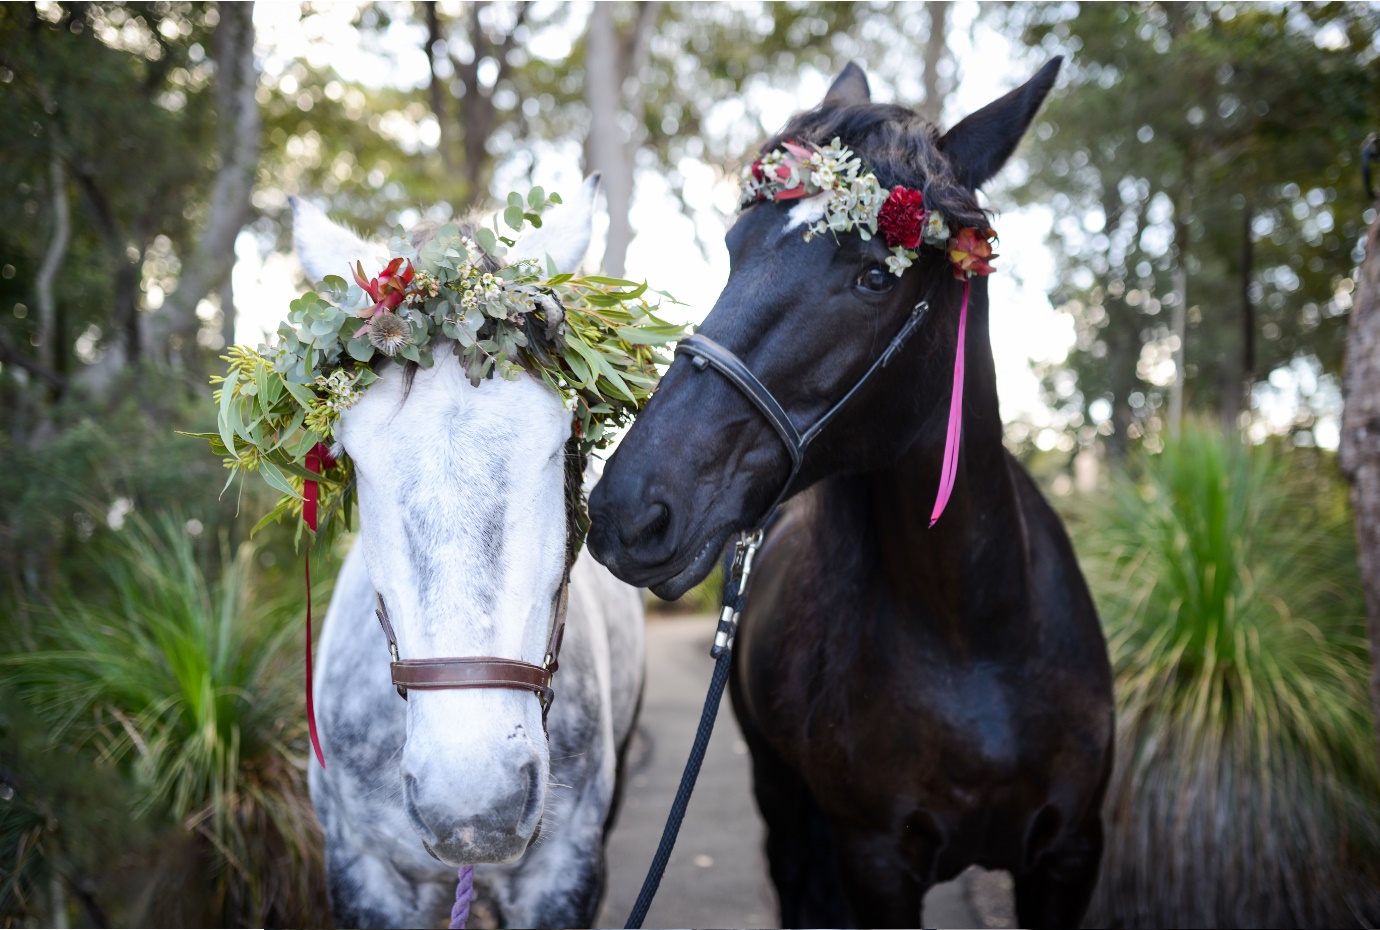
[346,336,374,362]
[258,460,303,501]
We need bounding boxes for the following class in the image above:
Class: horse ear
[508,175,601,275]
[290,196,381,283]
[938,57,1063,191]
[823,61,871,108]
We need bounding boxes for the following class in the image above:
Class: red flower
[353,257,416,317]
[878,186,926,250]
[750,160,766,182]
[948,227,997,279]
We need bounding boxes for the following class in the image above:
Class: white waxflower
[922,210,951,247]
[885,247,914,276]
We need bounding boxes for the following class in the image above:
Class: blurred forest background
[2,2,1379,928]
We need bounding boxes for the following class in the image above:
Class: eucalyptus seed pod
[369,311,410,356]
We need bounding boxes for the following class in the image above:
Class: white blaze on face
[783,192,829,233]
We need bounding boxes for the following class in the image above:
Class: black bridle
[625,288,936,929]
[674,294,932,515]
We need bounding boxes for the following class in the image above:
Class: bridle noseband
[675,294,932,513]
[374,583,568,720]
[370,441,584,726]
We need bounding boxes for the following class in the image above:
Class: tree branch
[0,326,67,391]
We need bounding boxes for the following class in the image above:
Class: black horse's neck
[825,278,1030,637]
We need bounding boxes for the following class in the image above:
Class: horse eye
[856,267,894,295]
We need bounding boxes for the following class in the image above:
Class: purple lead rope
[450,865,474,929]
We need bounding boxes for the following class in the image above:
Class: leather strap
[392,657,552,695]
[676,335,805,471]
[375,572,569,715]
[676,297,931,515]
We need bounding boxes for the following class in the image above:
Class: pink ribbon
[930,278,969,527]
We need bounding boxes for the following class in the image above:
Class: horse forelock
[762,101,989,233]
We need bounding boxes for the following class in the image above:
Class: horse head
[588,61,1061,599]
[292,179,598,865]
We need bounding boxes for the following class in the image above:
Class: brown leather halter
[374,581,568,718]
[370,439,583,723]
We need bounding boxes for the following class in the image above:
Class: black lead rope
[625,291,935,928]
[624,530,762,930]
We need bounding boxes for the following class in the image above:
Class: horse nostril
[402,774,438,845]
[516,761,544,833]
[626,501,672,546]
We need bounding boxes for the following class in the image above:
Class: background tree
[1341,138,1380,747]
[999,1,1380,455]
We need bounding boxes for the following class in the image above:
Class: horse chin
[648,524,735,601]
[420,829,536,868]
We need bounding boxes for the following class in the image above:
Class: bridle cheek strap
[675,294,934,519]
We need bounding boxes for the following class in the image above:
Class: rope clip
[711,529,763,659]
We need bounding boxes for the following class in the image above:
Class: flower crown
[741,138,996,279]
[186,188,688,545]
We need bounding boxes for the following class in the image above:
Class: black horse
[589,61,1113,929]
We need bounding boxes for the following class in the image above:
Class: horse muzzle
[402,755,545,865]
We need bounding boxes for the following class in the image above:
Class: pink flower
[353,257,416,318]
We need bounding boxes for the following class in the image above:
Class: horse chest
[745,565,1043,816]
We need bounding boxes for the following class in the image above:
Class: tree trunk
[446,2,530,208]
[1168,188,1191,439]
[149,1,260,361]
[36,154,69,380]
[1339,193,1380,751]
[458,2,495,206]
[584,1,659,277]
[585,4,628,276]
[921,2,950,124]
[1220,203,1254,434]
[423,2,457,178]
[219,266,236,350]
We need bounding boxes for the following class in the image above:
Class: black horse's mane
[763,102,990,233]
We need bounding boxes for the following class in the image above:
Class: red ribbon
[303,441,336,769]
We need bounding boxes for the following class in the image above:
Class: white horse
[293,180,646,928]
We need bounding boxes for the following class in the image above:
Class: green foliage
[1065,426,1380,927]
[0,2,222,366]
[1001,2,1380,449]
[196,189,687,545]
[0,514,328,927]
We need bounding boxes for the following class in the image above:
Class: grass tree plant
[1,514,329,927]
[1069,425,1380,928]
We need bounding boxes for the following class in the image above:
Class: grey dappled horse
[295,182,645,928]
